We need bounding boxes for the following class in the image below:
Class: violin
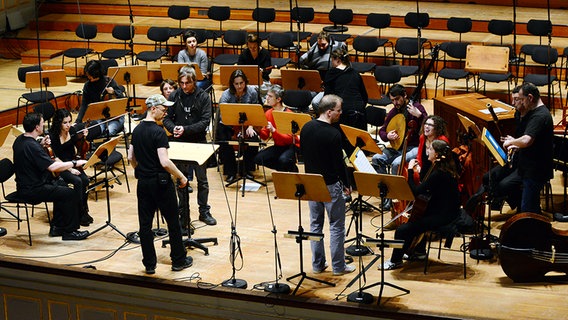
[499,212,568,282]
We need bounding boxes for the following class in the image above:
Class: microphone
[487,103,499,124]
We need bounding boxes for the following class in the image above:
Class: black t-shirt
[49,126,80,161]
[517,105,554,180]
[131,120,170,179]
[300,119,349,186]
[12,134,54,191]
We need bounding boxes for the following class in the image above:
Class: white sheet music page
[350,147,376,174]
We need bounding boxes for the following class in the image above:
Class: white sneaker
[333,264,356,276]
[378,260,403,270]
[313,262,328,274]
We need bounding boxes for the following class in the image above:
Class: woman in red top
[415,115,449,181]
[254,85,299,172]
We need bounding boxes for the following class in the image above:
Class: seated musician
[380,140,461,270]
[177,30,211,91]
[371,84,427,210]
[465,86,522,214]
[76,60,126,138]
[238,33,272,85]
[253,85,299,173]
[13,113,89,241]
[216,69,260,184]
[49,109,93,226]
[416,115,450,181]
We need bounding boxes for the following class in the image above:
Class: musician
[415,115,449,181]
[238,33,272,83]
[254,85,299,173]
[160,79,178,100]
[300,94,355,276]
[371,84,427,209]
[177,30,211,90]
[216,69,260,184]
[162,66,217,226]
[465,86,522,214]
[502,82,553,214]
[299,30,345,79]
[13,112,89,241]
[380,140,461,270]
[323,47,368,155]
[76,60,125,137]
[49,109,93,226]
[128,94,193,274]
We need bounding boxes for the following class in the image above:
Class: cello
[499,213,568,282]
[388,45,440,227]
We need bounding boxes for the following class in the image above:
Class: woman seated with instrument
[50,109,93,226]
[76,60,125,138]
[415,115,449,181]
[216,69,260,183]
[380,139,461,270]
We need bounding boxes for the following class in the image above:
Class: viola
[499,212,568,282]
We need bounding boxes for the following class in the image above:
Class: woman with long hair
[380,139,461,270]
[49,109,93,226]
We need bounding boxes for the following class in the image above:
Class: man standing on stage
[300,94,355,276]
[128,94,192,274]
[502,82,553,214]
[162,66,217,227]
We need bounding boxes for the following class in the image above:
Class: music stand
[84,135,129,240]
[272,172,336,295]
[161,142,220,255]
[0,124,12,148]
[272,110,311,161]
[281,69,323,92]
[219,103,267,195]
[219,65,263,87]
[107,65,148,133]
[355,172,412,304]
[340,124,382,255]
[17,69,67,125]
[84,98,129,122]
[160,62,204,81]
[457,113,482,145]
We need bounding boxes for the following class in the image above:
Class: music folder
[480,127,508,167]
[363,238,404,249]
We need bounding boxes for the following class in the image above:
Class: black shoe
[554,212,568,222]
[382,198,392,211]
[490,198,505,211]
[172,256,193,271]
[80,214,92,227]
[181,227,195,236]
[85,212,94,223]
[49,226,63,237]
[226,175,237,184]
[244,172,254,180]
[62,230,90,241]
[199,212,217,225]
[188,185,193,193]
[145,265,156,275]
[465,191,484,215]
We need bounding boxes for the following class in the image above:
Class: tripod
[273,172,335,295]
[354,172,412,304]
[85,136,129,241]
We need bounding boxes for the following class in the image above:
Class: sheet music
[479,107,508,114]
[350,148,376,174]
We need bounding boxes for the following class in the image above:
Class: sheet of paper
[350,148,376,174]
[479,107,508,114]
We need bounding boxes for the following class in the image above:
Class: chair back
[33,102,55,123]
[353,36,379,54]
[223,30,247,47]
[252,7,276,24]
[488,19,514,45]
[405,12,429,29]
[268,32,294,50]
[168,5,190,22]
[0,158,14,185]
[527,19,552,37]
[112,25,135,41]
[366,105,386,127]
[443,41,470,60]
[282,90,313,113]
[374,65,402,85]
[147,27,170,43]
[366,13,391,29]
[75,24,97,40]
[208,6,231,22]
[18,65,41,84]
[447,17,472,42]
[329,8,353,25]
[291,7,314,24]
[395,37,422,56]
[532,46,558,65]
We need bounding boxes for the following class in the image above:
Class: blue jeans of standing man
[309,181,347,274]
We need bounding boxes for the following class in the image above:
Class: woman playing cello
[380,139,461,270]
[49,109,93,226]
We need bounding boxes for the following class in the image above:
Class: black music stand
[272,172,336,295]
[219,103,267,196]
[84,135,128,241]
[161,142,220,255]
[219,65,263,87]
[340,124,382,256]
[355,172,413,304]
[18,69,67,125]
[281,69,323,92]
[160,62,204,82]
[107,65,148,133]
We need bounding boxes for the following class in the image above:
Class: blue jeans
[372,146,418,175]
[309,181,347,273]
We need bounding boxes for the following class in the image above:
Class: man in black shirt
[12,113,89,240]
[128,94,192,274]
[300,94,355,276]
[162,66,217,226]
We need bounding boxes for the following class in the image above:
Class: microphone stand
[293,0,302,69]
[126,0,136,133]
[546,0,554,113]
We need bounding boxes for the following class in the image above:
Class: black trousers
[59,170,89,216]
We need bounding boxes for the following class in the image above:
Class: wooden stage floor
[1,116,568,319]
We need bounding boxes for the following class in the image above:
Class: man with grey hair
[162,66,217,227]
[300,94,355,276]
